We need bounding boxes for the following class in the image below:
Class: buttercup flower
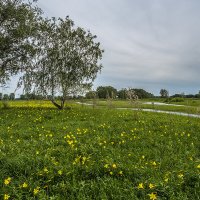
[4,194,10,200]
[22,182,28,188]
[137,183,144,189]
[4,177,11,185]
[148,193,157,200]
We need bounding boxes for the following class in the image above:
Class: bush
[163,97,184,103]
[170,97,184,102]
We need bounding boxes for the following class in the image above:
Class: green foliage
[85,91,97,99]
[170,97,185,103]
[19,93,43,100]
[164,97,185,103]
[1,1,103,110]
[25,17,103,109]
[160,89,169,98]
[3,94,9,100]
[133,89,154,99]
[0,0,42,83]
[117,89,127,99]
[0,101,200,199]
[96,86,117,99]
[20,94,26,100]
[9,93,15,100]
[118,88,154,99]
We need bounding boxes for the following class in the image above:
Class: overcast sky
[7,0,200,95]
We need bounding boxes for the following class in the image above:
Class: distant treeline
[86,86,200,99]
[0,86,200,100]
[85,86,154,99]
[171,93,200,98]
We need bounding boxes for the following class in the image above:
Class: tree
[133,89,154,99]
[85,91,97,99]
[117,88,154,99]
[0,93,2,100]
[20,94,26,100]
[24,17,103,109]
[9,93,15,100]
[160,89,169,98]
[0,0,42,83]
[96,86,117,99]
[125,88,138,101]
[117,89,127,99]
[3,94,9,100]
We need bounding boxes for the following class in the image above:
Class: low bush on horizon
[164,97,185,103]
[0,103,200,199]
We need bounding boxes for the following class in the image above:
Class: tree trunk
[51,99,65,110]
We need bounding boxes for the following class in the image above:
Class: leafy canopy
[1,1,103,109]
[24,17,103,109]
[0,0,42,83]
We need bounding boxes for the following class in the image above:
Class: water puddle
[76,102,200,118]
[143,102,184,107]
[117,108,200,118]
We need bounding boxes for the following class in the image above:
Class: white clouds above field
[7,0,200,95]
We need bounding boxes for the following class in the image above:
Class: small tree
[96,86,117,99]
[9,93,15,100]
[160,89,169,98]
[0,93,2,100]
[117,89,127,99]
[3,94,9,100]
[126,88,139,106]
[25,17,103,109]
[20,94,26,100]
[126,88,140,120]
[85,91,97,99]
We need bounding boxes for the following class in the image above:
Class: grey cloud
[8,0,200,95]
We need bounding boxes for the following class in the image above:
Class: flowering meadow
[0,101,200,199]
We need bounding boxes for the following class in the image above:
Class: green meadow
[0,101,200,199]
[82,99,200,115]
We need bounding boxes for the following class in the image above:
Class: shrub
[170,97,184,102]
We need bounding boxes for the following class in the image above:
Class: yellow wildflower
[137,183,144,189]
[178,173,184,178]
[22,182,28,188]
[112,164,117,168]
[58,170,63,175]
[82,156,87,164]
[104,164,109,168]
[151,161,157,166]
[118,171,123,175]
[149,183,155,189]
[197,164,200,169]
[4,194,10,200]
[148,192,157,200]
[33,187,40,195]
[43,167,48,173]
[4,177,11,185]
[164,178,169,182]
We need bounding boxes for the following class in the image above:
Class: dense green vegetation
[0,101,200,199]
